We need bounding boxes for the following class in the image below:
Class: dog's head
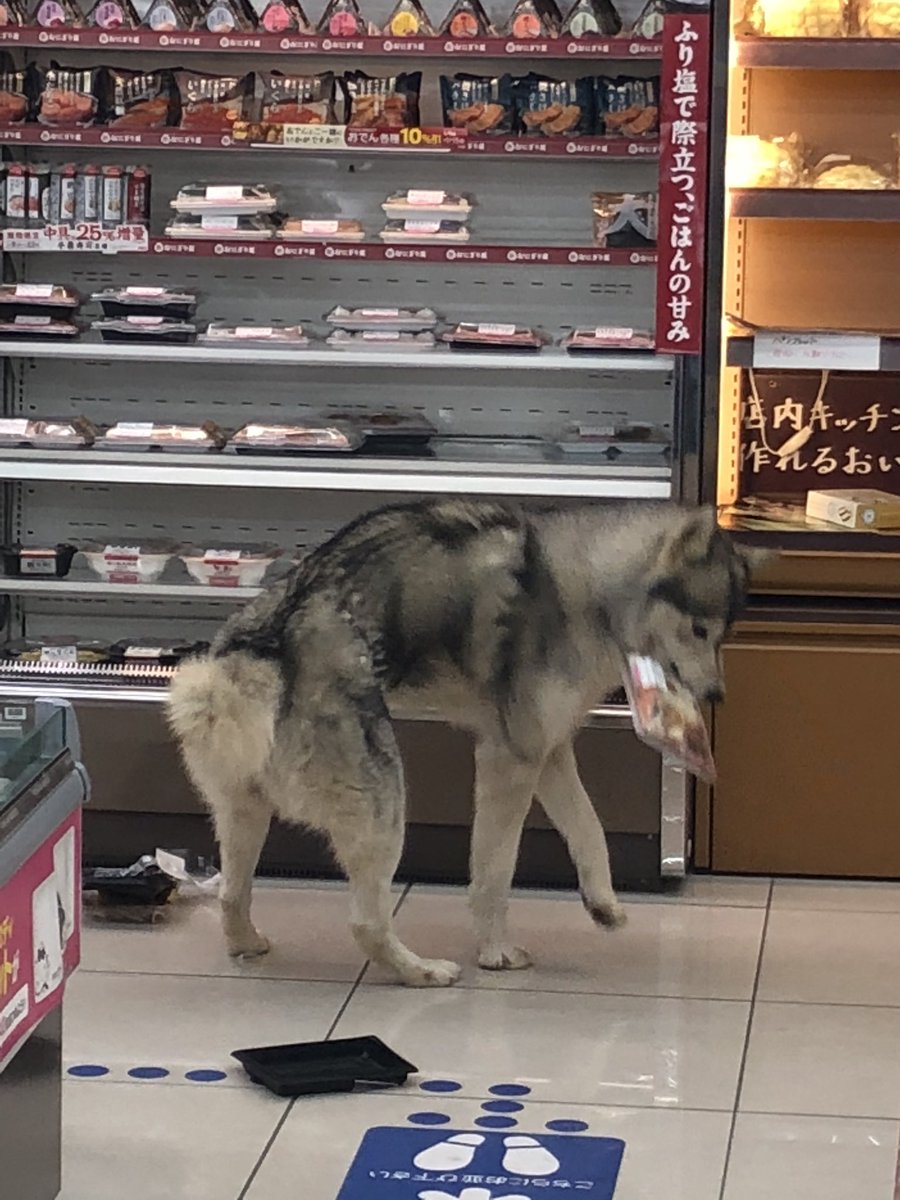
[622,508,769,703]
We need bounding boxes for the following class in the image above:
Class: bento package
[506,0,561,38]
[199,0,258,34]
[87,0,138,27]
[341,70,421,129]
[595,74,659,137]
[735,0,847,36]
[317,0,366,35]
[726,134,805,188]
[106,68,176,129]
[30,0,81,27]
[35,63,104,127]
[592,190,657,247]
[142,0,193,29]
[515,73,593,137]
[259,71,335,124]
[440,72,514,134]
[440,0,494,36]
[258,0,309,30]
[561,0,621,36]
[175,70,251,133]
[856,0,900,34]
[0,62,30,124]
[0,416,96,447]
[624,655,715,782]
[810,153,892,189]
[383,0,434,35]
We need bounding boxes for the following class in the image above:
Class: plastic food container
[556,421,671,458]
[381,190,473,220]
[179,542,283,588]
[442,322,548,351]
[324,305,439,332]
[108,636,209,665]
[328,409,437,447]
[379,219,470,243]
[165,213,276,240]
[3,637,110,664]
[232,1035,417,1098]
[278,218,365,242]
[0,317,80,339]
[325,329,436,351]
[80,539,177,584]
[229,422,362,454]
[431,435,550,462]
[100,422,226,452]
[199,323,309,348]
[92,286,198,321]
[562,327,656,352]
[0,417,96,448]
[92,317,198,344]
[170,183,278,214]
[1,542,77,578]
[0,283,81,320]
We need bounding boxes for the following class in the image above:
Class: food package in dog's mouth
[142,0,193,29]
[561,0,621,36]
[199,0,258,34]
[595,74,659,137]
[175,70,252,133]
[259,71,335,125]
[341,70,421,129]
[87,0,138,27]
[0,62,31,124]
[506,0,561,38]
[383,0,434,36]
[623,655,716,782]
[317,0,367,36]
[30,0,81,27]
[259,0,310,31]
[515,73,593,137]
[35,63,103,127]
[440,0,494,36]
[593,190,657,247]
[106,68,176,129]
[440,72,514,135]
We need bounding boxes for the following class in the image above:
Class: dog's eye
[692,623,709,641]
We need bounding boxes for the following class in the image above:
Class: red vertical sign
[656,9,710,355]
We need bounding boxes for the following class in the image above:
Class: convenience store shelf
[726,334,900,370]
[0,448,672,498]
[0,576,262,600]
[735,36,900,70]
[729,187,900,220]
[0,340,673,372]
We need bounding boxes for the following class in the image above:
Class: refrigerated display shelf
[734,36,900,70]
[0,577,263,600]
[729,188,900,220]
[0,448,672,498]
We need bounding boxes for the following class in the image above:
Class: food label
[123,646,164,659]
[111,423,154,435]
[103,544,141,561]
[753,331,881,373]
[360,308,400,317]
[361,330,401,342]
[20,550,57,576]
[594,326,634,340]
[576,424,616,438]
[402,220,441,234]
[202,549,242,562]
[13,284,55,299]
[406,190,446,206]
[201,214,239,230]
[299,219,339,235]
[125,316,165,326]
[124,287,166,297]
[476,323,517,336]
[13,315,51,326]
[0,418,30,435]
[233,326,273,338]
[204,185,244,201]
[39,645,77,664]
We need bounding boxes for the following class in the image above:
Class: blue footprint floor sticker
[336,1126,625,1199]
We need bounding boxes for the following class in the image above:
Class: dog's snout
[705,686,725,705]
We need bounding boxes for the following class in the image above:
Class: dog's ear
[736,543,777,576]
[658,507,718,569]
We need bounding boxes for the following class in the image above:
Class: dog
[168,499,763,987]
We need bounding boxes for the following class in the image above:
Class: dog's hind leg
[536,741,626,930]
[469,741,541,971]
[212,786,274,958]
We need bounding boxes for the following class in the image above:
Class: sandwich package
[593,190,658,247]
[560,0,621,36]
[595,74,659,137]
[440,72,514,134]
[258,71,336,125]
[341,70,421,129]
[440,0,494,36]
[515,73,592,137]
[623,654,716,782]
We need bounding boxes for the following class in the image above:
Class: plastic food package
[382,0,434,35]
[0,283,80,319]
[165,213,276,239]
[80,540,177,584]
[317,0,366,35]
[325,328,436,349]
[325,305,439,331]
[382,190,472,219]
[0,64,29,124]
[506,0,561,38]
[562,326,655,351]
[171,183,277,214]
[327,409,437,443]
[811,155,892,189]
[258,0,310,31]
[87,0,138,26]
[179,543,283,588]
[341,71,421,129]
[142,0,193,29]
[440,73,514,134]
[230,422,362,452]
[557,420,670,456]
[199,0,257,32]
[106,68,176,130]
[175,71,251,134]
[592,191,657,247]
[856,0,900,34]
[92,286,197,320]
[200,323,309,346]
[1,542,77,579]
[440,0,494,36]
[431,435,549,461]
[0,416,96,447]
[561,0,621,35]
[278,218,365,240]
[726,134,805,188]
[35,64,103,127]
[624,654,715,781]
[109,637,208,663]
[92,316,198,343]
[100,421,225,450]
[595,75,659,137]
[30,0,81,26]
[0,0,26,27]
[259,72,335,124]
[442,322,547,350]
[630,0,664,36]
[380,218,469,242]
[515,74,593,136]
[735,0,847,36]
[0,316,79,338]
[4,636,109,663]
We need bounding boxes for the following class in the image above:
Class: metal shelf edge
[0,578,263,600]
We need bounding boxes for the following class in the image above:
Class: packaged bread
[35,63,103,127]
[175,71,251,134]
[726,134,805,188]
[811,153,892,189]
[735,0,847,37]
[595,74,659,137]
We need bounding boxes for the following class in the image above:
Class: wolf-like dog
[168,499,761,987]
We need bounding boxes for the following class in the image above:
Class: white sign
[2,224,148,255]
[753,331,881,372]
[281,123,348,150]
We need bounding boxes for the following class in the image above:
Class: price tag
[360,308,399,317]
[233,326,273,338]
[361,330,401,341]
[124,286,166,297]
[123,645,164,659]
[202,549,242,562]
[14,314,51,326]
[111,423,154,435]
[103,544,141,560]
[299,219,339,235]
[14,283,54,299]
[406,189,446,206]
[403,220,441,234]
[205,185,244,201]
[477,323,516,336]
[753,331,881,372]
[0,418,30,435]
[282,124,348,150]
[20,550,57,575]
[125,316,165,326]
[39,645,77,665]
[594,326,634,340]
[201,214,239,231]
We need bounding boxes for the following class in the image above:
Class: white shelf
[0,449,671,499]
[0,340,675,373]
[0,577,262,601]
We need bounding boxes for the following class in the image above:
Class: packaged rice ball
[506,0,561,38]
[561,0,621,36]
[735,0,848,37]
[383,0,434,35]
[630,0,664,36]
[317,0,366,35]
[258,0,309,31]
[87,0,138,26]
[440,0,494,37]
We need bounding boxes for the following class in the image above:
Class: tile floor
[60,876,900,1199]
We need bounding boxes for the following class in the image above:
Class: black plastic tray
[232,1035,417,1098]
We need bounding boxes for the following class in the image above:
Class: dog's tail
[167,651,280,793]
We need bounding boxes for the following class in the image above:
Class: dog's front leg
[536,742,626,929]
[469,741,541,971]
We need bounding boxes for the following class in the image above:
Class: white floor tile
[332,984,749,1110]
[60,1080,285,1200]
[63,971,353,1086]
[773,878,900,914]
[741,1001,900,1119]
[635,875,771,909]
[723,1113,899,1200]
[82,883,367,983]
[246,1092,732,1200]
[758,909,900,1006]
[389,889,764,999]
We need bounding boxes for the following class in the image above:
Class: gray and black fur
[168,498,762,986]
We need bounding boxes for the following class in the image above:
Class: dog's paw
[581,893,627,930]
[477,943,533,971]
[227,930,271,960]
[402,958,462,988]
